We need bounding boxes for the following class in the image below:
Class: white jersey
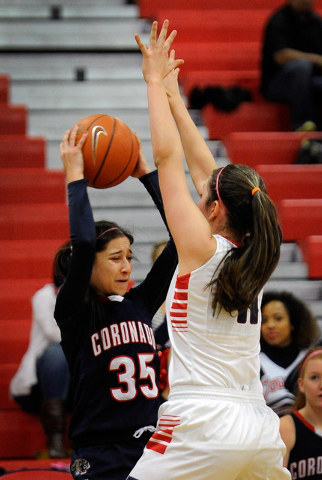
[166,234,263,394]
[129,235,291,480]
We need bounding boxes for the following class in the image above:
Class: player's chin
[115,280,129,296]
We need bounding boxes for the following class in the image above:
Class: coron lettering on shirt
[91,320,156,356]
[290,456,322,479]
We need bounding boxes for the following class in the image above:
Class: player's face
[298,358,322,409]
[90,236,133,296]
[261,300,293,347]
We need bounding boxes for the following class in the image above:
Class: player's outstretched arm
[164,62,217,196]
[136,20,216,275]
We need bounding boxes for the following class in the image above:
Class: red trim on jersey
[294,410,315,432]
[170,274,190,333]
[222,235,244,248]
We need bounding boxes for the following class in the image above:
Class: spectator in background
[260,0,322,131]
[10,249,71,458]
[279,347,322,479]
[260,290,320,416]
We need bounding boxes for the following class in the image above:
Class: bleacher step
[0,203,69,240]
[0,239,67,279]
[0,136,45,168]
[0,168,65,203]
[224,131,322,166]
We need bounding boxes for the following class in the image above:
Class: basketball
[75,114,139,189]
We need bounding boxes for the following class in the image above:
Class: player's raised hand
[164,51,181,99]
[135,20,184,83]
[59,125,87,183]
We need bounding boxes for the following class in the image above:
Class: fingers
[60,129,71,153]
[77,129,88,148]
[150,21,158,45]
[139,19,177,53]
[158,19,169,45]
[134,33,146,54]
[169,49,184,69]
[60,126,87,153]
[69,124,78,144]
[164,28,177,52]
[174,58,184,69]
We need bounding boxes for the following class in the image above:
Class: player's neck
[300,405,322,430]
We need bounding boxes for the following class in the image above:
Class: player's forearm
[147,80,182,168]
[168,90,217,194]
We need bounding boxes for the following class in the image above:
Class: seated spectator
[279,347,322,479]
[260,290,320,416]
[10,244,71,458]
[260,0,322,131]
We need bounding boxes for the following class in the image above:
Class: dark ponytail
[207,164,282,315]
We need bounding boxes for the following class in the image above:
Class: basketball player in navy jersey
[55,127,177,480]
[128,20,291,480]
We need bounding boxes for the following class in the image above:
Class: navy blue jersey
[288,411,322,480]
[55,172,177,449]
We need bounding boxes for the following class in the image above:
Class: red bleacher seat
[0,75,9,104]
[0,71,70,462]
[277,199,322,242]
[0,278,51,320]
[0,319,31,364]
[175,42,261,73]
[155,10,271,42]
[0,364,20,410]
[298,236,322,279]
[223,131,322,166]
[0,169,66,204]
[0,136,45,168]
[0,105,27,135]
[202,103,292,140]
[138,0,292,17]
[0,203,69,240]
[255,165,322,202]
[1,470,71,479]
[0,239,67,279]
[0,409,50,458]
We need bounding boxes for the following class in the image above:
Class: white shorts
[128,386,291,480]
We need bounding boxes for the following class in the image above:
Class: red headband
[301,349,322,374]
[96,227,119,240]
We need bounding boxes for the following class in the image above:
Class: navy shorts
[70,431,152,480]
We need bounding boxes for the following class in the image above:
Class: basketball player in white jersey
[129,20,291,480]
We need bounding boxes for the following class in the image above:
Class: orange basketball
[75,114,139,189]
